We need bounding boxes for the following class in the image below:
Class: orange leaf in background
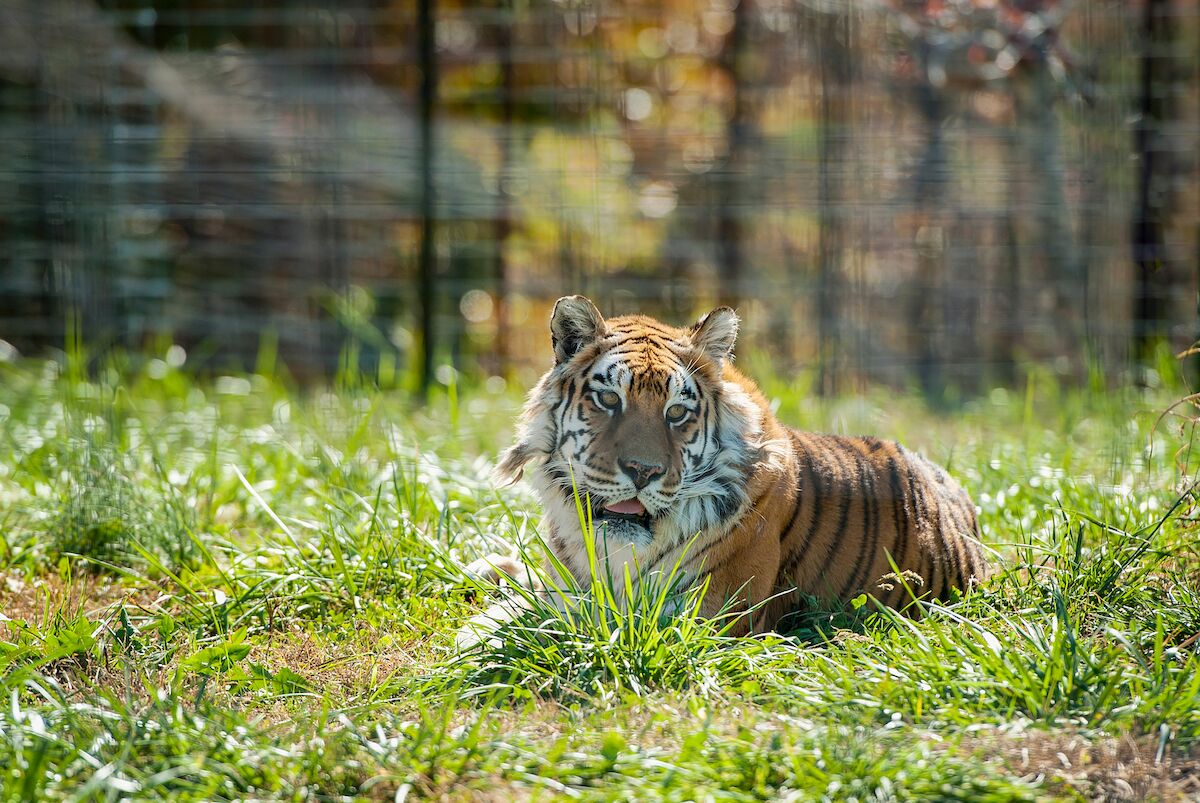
[1000,8,1025,26]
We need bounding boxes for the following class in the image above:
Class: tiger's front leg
[695,523,783,636]
[456,554,555,651]
[463,553,544,593]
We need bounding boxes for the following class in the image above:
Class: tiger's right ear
[550,295,606,364]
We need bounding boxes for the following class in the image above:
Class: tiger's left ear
[690,307,739,365]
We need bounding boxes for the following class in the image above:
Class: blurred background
[1,0,1196,400]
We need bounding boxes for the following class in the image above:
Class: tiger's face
[498,296,771,554]
[554,331,709,544]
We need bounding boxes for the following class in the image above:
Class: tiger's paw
[464,554,541,592]
[455,598,528,651]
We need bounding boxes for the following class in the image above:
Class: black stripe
[778,437,826,579]
[915,548,932,598]
[858,446,882,594]
[809,439,857,595]
[838,441,877,599]
[643,520,722,578]
[956,501,979,586]
[905,462,928,572]
[681,533,730,574]
[860,453,883,596]
[602,348,641,366]
[778,446,806,545]
[885,457,908,569]
[702,400,716,452]
[961,507,982,582]
[611,321,677,337]
[924,479,946,600]
[712,483,747,522]
[928,555,946,601]
[550,380,577,452]
[616,335,673,348]
[943,503,967,591]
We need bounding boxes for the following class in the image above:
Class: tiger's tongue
[605,499,646,516]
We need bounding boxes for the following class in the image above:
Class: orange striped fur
[475,296,988,635]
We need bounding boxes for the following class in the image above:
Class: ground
[1,349,1198,801]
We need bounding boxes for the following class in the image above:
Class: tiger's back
[764,431,986,622]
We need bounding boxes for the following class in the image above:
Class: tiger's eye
[598,390,621,409]
[666,403,689,423]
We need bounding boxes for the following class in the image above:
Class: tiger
[464,295,988,641]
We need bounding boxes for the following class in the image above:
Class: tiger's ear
[550,295,606,364]
[690,306,739,364]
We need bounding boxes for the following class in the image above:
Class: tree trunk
[815,6,851,396]
[417,0,438,396]
[715,0,751,309]
[492,0,515,376]
[1132,0,1177,366]
[909,80,948,404]
[997,125,1022,387]
[1022,66,1080,362]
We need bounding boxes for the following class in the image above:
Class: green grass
[1,346,1198,800]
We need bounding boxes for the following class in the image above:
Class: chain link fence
[1,0,1196,394]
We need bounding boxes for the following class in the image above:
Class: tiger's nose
[618,457,665,490]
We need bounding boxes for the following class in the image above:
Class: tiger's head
[497,295,778,553]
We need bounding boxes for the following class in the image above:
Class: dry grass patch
[971,731,1200,801]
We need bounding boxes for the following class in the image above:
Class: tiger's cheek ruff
[494,371,562,484]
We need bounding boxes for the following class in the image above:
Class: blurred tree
[886,0,1082,397]
[492,0,516,376]
[418,0,438,395]
[716,0,753,309]
[1010,7,1082,364]
[814,4,852,397]
[1133,0,1180,366]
